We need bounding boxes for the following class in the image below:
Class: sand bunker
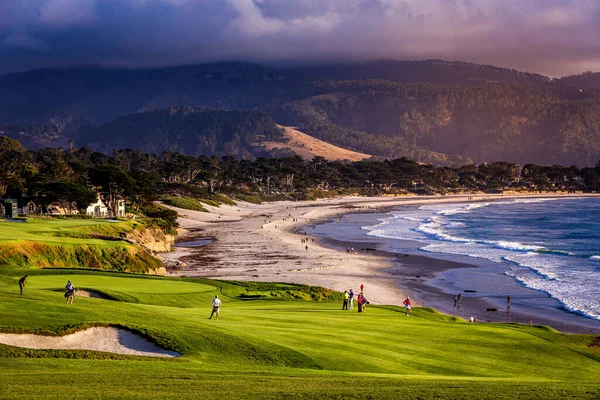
[0,327,180,358]
[75,289,107,299]
[76,290,103,298]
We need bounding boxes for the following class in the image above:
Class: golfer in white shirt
[210,295,221,320]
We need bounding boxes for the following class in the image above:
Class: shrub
[139,203,179,235]
[233,193,262,204]
[161,197,207,212]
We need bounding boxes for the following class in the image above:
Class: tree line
[2,136,599,218]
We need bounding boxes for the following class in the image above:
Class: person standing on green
[343,291,349,310]
[18,275,28,295]
[210,295,221,320]
[403,297,411,316]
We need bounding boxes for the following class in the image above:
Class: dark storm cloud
[1,0,599,76]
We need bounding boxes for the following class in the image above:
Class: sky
[1,0,599,77]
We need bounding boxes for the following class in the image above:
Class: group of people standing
[342,284,368,312]
[341,284,412,316]
[346,290,369,312]
[342,289,367,312]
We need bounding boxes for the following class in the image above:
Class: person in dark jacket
[18,275,28,295]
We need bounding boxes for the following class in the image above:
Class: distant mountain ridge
[1,59,600,166]
[3,59,595,125]
[558,71,600,90]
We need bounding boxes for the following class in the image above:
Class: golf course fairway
[1,220,599,399]
[0,269,599,399]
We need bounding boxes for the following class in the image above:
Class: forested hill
[557,72,600,90]
[289,59,555,88]
[1,60,591,125]
[1,60,600,166]
[271,81,600,166]
[77,107,286,159]
[0,63,289,125]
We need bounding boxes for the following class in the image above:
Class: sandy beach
[162,193,600,333]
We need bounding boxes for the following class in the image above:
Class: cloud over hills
[1,0,599,76]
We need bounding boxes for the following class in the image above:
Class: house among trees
[84,197,124,218]
[47,201,79,215]
[86,195,109,218]
[23,200,40,215]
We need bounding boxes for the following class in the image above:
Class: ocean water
[364,198,600,321]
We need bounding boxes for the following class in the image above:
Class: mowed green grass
[0,219,162,272]
[1,268,599,399]
[0,218,118,245]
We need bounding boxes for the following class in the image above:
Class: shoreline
[161,193,600,334]
[311,212,600,334]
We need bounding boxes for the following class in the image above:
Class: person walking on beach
[343,291,349,310]
[349,289,354,310]
[453,294,458,307]
[457,293,463,306]
[360,284,364,293]
[18,275,28,295]
[403,297,411,316]
[305,245,308,251]
[507,295,511,308]
[209,295,221,320]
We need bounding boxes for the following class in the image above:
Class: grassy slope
[0,266,599,399]
[161,197,208,212]
[162,194,237,210]
[0,219,162,272]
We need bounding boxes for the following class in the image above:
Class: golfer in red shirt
[403,297,411,316]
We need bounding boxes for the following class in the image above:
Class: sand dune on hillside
[263,126,370,161]
[0,327,180,357]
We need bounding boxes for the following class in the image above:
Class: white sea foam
[503,253,560,280]
[419,198,556,218]
[363,212,425,242]
[434,202,492,216]
[400,216,421,222]
[507,198,556,204]
[421,242,506,263]
[415,218,544,252]
[363,198,600,321]
[506,265,600,321]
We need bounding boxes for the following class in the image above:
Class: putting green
[0,219,117,245]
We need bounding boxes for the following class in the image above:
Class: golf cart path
[0,327,180,357]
